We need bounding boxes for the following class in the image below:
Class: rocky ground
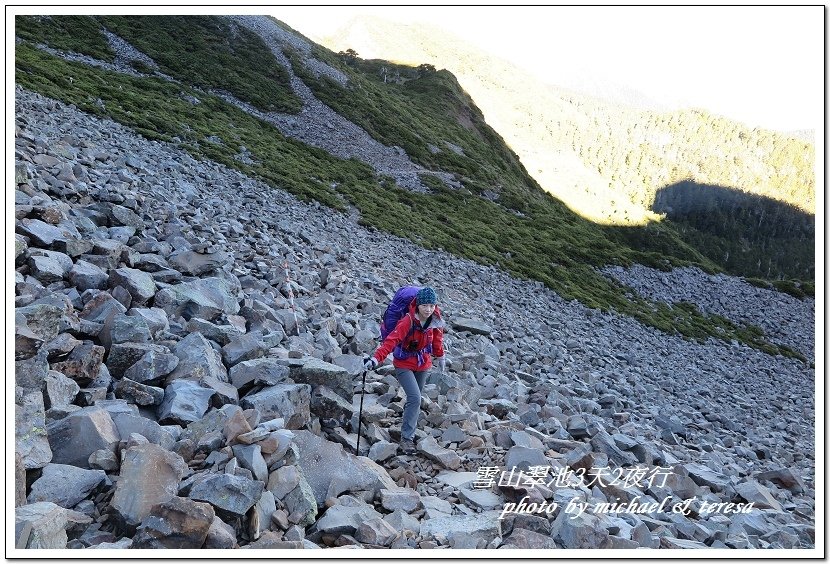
[14,15,815,552]
[601,264,816,364]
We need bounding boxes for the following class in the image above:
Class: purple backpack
[380,285,421,340]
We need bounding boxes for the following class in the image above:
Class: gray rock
[281,467,318,527]
[355,517,399,546]
[167,332,236,405]
[50,342,105,386]
[123,350,180,384]
[434,471,478,489]
[17,303,63,344]
[114,378,165,406]
[28,464,108,508]
[108,203,143,229]
[384,509,420,534]
[204,515,238,549]
[15,502,91,549]
[734,480,783,510]
[43,370,80,409]
[683,462,730,493]
[451,317,492,336]
[550,508,609,549]
[111,443,187,531]
[127,307,169,336]
[755,468,806,493]
[186,317,243,346]
[108,267,157,306]
[108,313,152,345]
[241,384,311,429]
[590,430,639,467]
[267,465,301,500]
[231,444,269,482]
[229,357,291,391]
[17,218,71,247]
[132,496,215,549]
[312,496,383,537]
[179,404,242,445]
[79,292,127,325]
[503,527,558,549]
[106,342,168,379]
[249,490,276,541]
[505,445,549,472]
[420,510,503,543]
[28,255,65,283]
[16,354,49,390]
[416,435,462,470]
[458,487,503,510]
[153,276,241,322]
[16,389,53,469]
[168,250,231,276]
[293,357,352,401]
[189,473,264,516]
[158,380,215,425]
[368,440,398,463]
[222,332,268,366]
[311,385,353,422]
[68,260,109,291]
[46,406,118,469]
[292,430,399,505]
[380,488,422,513]
[88,449,119,471]
[15,315,43,361]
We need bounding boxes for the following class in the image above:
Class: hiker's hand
[363,357,378,371]
[436,356,446,374]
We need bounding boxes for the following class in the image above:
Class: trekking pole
[356,369,368,456]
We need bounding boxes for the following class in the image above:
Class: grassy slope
[14,15,807,362]
[313,17,815,284]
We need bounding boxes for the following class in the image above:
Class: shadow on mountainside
[604,180,815,283]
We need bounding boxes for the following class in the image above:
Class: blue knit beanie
[416,286,437,305]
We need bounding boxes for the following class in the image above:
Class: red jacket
[374,301,445,371]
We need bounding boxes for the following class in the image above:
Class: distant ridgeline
[546,99,815,284]
[14,14,813,359]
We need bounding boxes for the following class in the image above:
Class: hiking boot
[399,438,416,455]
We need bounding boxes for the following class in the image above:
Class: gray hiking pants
[395,368,429,441]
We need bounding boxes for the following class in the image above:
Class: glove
[363,357,378,371]
[436,356,446,374]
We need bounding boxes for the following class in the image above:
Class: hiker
[364,286,446,454]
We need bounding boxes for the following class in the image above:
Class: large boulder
[132,496,215,549]
[292,358,352,402]
[229,358,291,392]
[292,430,400,506]
[50,342,105,386]
[111,443,188,532]
[15,502,92,549]
[240,384,311,429]
[157,380,216,425]
[108,267,157,306]
[166,332,237,405]
[310,495,383,538]
[168,250,231,276]
[46,406,118,469]
[27,464,108,508]
[279,466,318,528]
[189,473,264,516]
[419,510,503,544]
[15,388,53,469]
[153,276,241,322]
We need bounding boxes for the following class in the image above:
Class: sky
[276,5,824,133]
